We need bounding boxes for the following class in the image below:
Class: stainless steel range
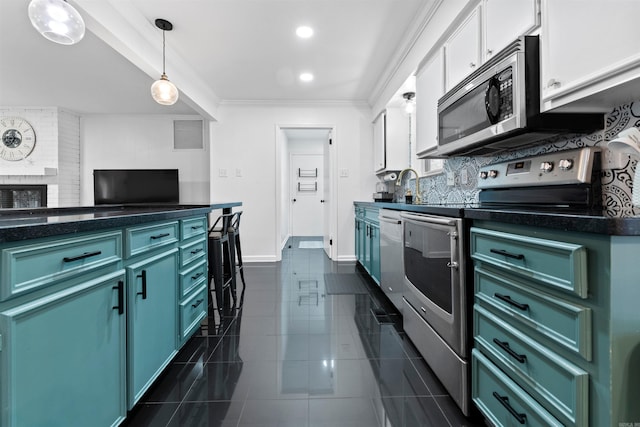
[400,147,602,417]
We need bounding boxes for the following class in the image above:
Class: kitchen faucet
[396,168,421,204]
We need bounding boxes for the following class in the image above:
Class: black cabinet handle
[191,272,203,280]
[190,248,203,255]
[137,270,147,299]
[493,338,527,363]
[494,293,529,311]
[490,248,525,260]
[191,225,203,230]
[112,280,124,315]
[150,233,170,240]
[191,298,204,308]
[63,250,102,263]
[493,392,527,424]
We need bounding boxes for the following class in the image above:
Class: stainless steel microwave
[435,36,603,157]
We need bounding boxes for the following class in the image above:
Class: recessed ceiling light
[299,73,314,82]
[296,26,314,38]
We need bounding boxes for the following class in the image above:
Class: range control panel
[477,147,601,189]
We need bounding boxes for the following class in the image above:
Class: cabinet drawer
[472,350,563,427]
[364,208,379,224]
[180,238,207,268]
[181,217,207,241]
[475,266,592,360]
[125,222,178,258]
[179,259,207,298]
[1,231,122,301]
[470,227,588,298]
[179,284,207,343]
[474,305,588,426]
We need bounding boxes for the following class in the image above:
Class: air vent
[173,120,203,150]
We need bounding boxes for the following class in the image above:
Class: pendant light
[28,0,85,45]
[403,92,416,115]
[151,19,179,106]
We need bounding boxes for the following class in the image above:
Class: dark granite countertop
[354,201,640,236]
[0,202,242,243]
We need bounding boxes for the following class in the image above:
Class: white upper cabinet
[373,108,410,173]
[416,50,444,158]
[444,5,482,91]
[484,0,539,61]
[540,0,640,112]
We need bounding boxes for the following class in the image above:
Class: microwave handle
[400,212,457,227]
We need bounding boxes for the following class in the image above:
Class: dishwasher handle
[400,212,457,226]
[379,216,401,224]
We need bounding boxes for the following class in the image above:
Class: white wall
[79,115,210,205]
[279,130,290,249]
[210,103,375,262]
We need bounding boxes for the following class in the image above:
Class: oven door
[400,212,467,356]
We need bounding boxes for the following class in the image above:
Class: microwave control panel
[477,147,600,188]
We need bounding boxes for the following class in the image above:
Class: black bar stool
[229,211,246,304]
[208,213,236,313]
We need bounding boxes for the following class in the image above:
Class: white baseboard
[335,255,357,262]
[244,255,279,263]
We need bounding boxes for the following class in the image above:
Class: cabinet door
[370,224,381,284]
[127,249,178,407]
[416,50,444,157]
[0,271,127,427]
[484,0,539,61]
[540,0,640,111]
[445,5,482,91]
[373,112,386,173]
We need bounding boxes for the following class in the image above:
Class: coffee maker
[373,175,395,202]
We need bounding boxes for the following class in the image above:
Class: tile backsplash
[401,100,640,217]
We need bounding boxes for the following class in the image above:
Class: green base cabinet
[471,221,640,427]
[0,270,127,427]
[354,205,380,284]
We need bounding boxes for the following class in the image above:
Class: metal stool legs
[230,211,246,304]
[208,213,237,313]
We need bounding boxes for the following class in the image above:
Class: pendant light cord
[162,29,166,75]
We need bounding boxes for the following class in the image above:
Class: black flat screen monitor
[93,169,179,204]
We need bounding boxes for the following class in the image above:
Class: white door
[291,154,323,236]
[322,132,332,258]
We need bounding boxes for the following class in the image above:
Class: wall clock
[0,117,37,161]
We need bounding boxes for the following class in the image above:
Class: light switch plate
[446,172,455,186]
[219,168,227,177]
[340,168,349,177]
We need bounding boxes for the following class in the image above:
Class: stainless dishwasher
[378,209,403,312]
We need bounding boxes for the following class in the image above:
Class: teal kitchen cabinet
[355,206,366,266]
[354,205,380,284]
[470,221,640,427]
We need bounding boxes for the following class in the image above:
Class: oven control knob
[488,169,499,178]
[540,161,554,173]
[479,171,488,179]
[559,158,574,171]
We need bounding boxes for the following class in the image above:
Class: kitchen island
[0,203,239,427]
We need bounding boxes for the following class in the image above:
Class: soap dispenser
[607,127,640,207]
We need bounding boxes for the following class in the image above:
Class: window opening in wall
[173,120,203,150]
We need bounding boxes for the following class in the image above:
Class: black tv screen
[93,169,179,205]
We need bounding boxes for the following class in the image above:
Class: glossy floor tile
[124,237,486,426]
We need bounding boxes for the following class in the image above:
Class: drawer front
[474,305,588,426]
[1,231,122,301]
[179,259,207,298]
[126,222,179,258]
[472,350,564,427]
[470,227,588,298]
[179,284,207,342]
[364,207,379,224]
[475,266,592,360]
[179,238,207,268]
[181,217,207,241]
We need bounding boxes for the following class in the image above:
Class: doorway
[276,125,335,261]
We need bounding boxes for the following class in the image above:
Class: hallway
[124,237,483,426]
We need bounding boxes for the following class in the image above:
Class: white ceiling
[0,0,435,117]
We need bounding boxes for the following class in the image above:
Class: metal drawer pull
[494,293,529,311]
[190,248,203,254]
[150,233,171,240]
[492,392,527,424]
[112,280,124,315]
[191,272,203,280]
[447,261,459,269]
[137,270,147,300]
[63,250,102,262]
[190,225,203,230]
[191,298,204,308]
[490,248,525,260]
[493,338,527,363]
[420,306,427,313]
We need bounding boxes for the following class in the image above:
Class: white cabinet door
[484,0,539,60]
[384,107,410,171]
[540,0,640,112]
[445,5,482,91]
[416,50,444,157]
[373,112,385,173]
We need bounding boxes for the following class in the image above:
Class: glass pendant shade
[151,74,179,105]
[28,0,85,45]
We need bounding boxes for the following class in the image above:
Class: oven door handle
[400,212,457,226]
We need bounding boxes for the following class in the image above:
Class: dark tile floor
[124,237,485,426]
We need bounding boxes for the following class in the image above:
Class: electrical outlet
[235,168,242,177]
[446,172,455,186]
[460,168,468,185]
[340,168,349,177]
